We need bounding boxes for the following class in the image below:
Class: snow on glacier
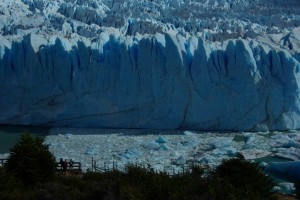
[0,0,300,131]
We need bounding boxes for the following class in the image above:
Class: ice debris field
[0,0,300,131]
[15,128,294,194]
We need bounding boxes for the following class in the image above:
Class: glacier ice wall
[1,0,300,131]
[1,33,300,131]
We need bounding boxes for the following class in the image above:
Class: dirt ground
[275,193,298,200]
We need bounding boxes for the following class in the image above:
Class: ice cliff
[1,0,300,131]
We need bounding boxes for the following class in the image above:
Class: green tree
[6,133,57,186]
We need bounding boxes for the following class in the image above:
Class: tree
[6,133,57,186]
[212,158,276,200]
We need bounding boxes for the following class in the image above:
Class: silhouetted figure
[59,158,64,171]
[62,159,68,173]
[69,159,74,170]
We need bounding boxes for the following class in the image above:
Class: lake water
[0,125,50,153]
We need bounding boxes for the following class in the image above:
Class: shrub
[212,158,276,200]
[296,181,300,199]
[35,179,84,200]
[6,133,57,186]
[0,168,34,200]
[189,164,205,177]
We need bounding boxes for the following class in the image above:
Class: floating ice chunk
[259,162,268,168]
[242,133,256,149]
[272,186,281,192]
[58,143,66,148]
[242,143,254,150]
[159,144,171,151]
[244,133,256,143]
[156,136,167,144]
[181,140,197,147]
[198,155,216,165]
[183,131,195,136]
[152,164,165,172]
[238,150,271,160]
[122,148,142,160]
[273,136,300,148]
[278,182,295,193]
[257,131,270,135]
[180,134,198,147]
[283,140,300,148]
[212,147,237,156]
[275,147,300,161]
[65,134,73,139]
[141,141,160,149]
[208,137,233,149]
[172,156,186,165]
[170,151,180,157]
[288,132,300,140]
[47,142,58,147]
[85,147,97,155]
[266,161,300,181]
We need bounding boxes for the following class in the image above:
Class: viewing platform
[56,161,82,175]
[0,158,82,175]
[0,159,7,167]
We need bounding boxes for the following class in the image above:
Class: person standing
[59,158,64,171]
[62,159,68,173]
[69,159,74,170]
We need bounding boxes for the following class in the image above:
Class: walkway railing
[56,161,82,174]
[0,159,8,167]
[1,158,82,175]
[90,157,209,176]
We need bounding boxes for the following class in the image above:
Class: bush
[6,133,57,186]
[296,181,300,199]
[212,158,276,200]
[0,168,35,200]
[82,171,122,200]
[35,178,84,200]
[0,143,280,200]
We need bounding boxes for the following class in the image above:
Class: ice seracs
[0,0,300,131]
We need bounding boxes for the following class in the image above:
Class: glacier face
[0,0,300,131]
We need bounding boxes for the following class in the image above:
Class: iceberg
[156,136,168,144]
[141,141,160,150]
[208,137,234,149]
[122,148,142,160]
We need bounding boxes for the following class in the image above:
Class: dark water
[0,125,50,153]
[253,155,293,163]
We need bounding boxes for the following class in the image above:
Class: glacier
[1,0,300,131]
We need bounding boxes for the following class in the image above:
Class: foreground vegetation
[0,133,294,200]
[0,162,277,200]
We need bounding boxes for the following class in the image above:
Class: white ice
[0,0,300,131]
